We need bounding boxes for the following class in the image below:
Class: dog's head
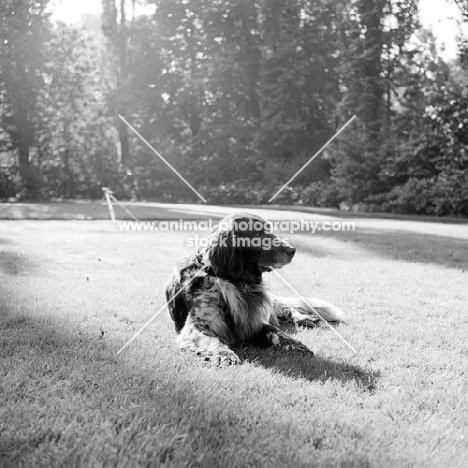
[199,213,295,283]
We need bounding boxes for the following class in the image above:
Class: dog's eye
[254,232,263,237]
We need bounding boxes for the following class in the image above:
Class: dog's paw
[200,349,241,366]
[267,329,314,355]
[295,317,320,329]
[278,335,314,355]
[283,340,314,355]
[216,349,241,366]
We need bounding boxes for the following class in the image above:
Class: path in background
[0,201,467,240]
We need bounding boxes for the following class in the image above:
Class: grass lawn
[1,209,467,467]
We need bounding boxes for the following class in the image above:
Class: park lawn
[0,218,467,467]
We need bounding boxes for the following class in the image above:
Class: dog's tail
[274,296,346,323]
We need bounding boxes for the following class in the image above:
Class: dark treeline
[1,0,468,216]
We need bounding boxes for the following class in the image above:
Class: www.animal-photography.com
[1,1,467,467]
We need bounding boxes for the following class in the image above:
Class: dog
[165,213,345,365]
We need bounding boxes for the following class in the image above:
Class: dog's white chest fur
[214,278,272,342]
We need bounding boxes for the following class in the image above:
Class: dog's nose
[289,246,296,257]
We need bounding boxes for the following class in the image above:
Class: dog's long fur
[165,213,345,365]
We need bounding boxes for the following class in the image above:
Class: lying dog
[165,213,345,365]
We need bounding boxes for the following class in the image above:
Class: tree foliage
[0,0,467,216]
[0,0,51,197]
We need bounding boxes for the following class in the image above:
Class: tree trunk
[14,0,33,196]
[101,0,130,166]
[241,2,261,120]
[360,0,384,152]
[117,0,130,165]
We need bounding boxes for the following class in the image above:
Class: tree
[38,23,120,198]
[359,0,385,151]
[101,0,130,166]
[257,0,340,191]
[0,0,51,198]
[332,0,420,204]
[126,0,265,199]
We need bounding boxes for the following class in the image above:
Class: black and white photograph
[1,0,467,467]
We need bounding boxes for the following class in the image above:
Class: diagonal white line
[109,194,141,222]
[117,266,208,355]
[268,115,356,203]
[269,268,357,354]
[118,115,207,203]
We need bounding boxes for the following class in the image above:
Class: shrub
[368,172,468,217]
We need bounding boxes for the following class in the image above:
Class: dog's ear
[200,227,243,278]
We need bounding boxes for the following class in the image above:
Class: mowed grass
[0,216,467,467]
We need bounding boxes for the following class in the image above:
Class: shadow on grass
[1,295,363,468]
[0,245,376,468]
[294,229,468,271]
[0,238,36,276]
[236,345,379,392]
